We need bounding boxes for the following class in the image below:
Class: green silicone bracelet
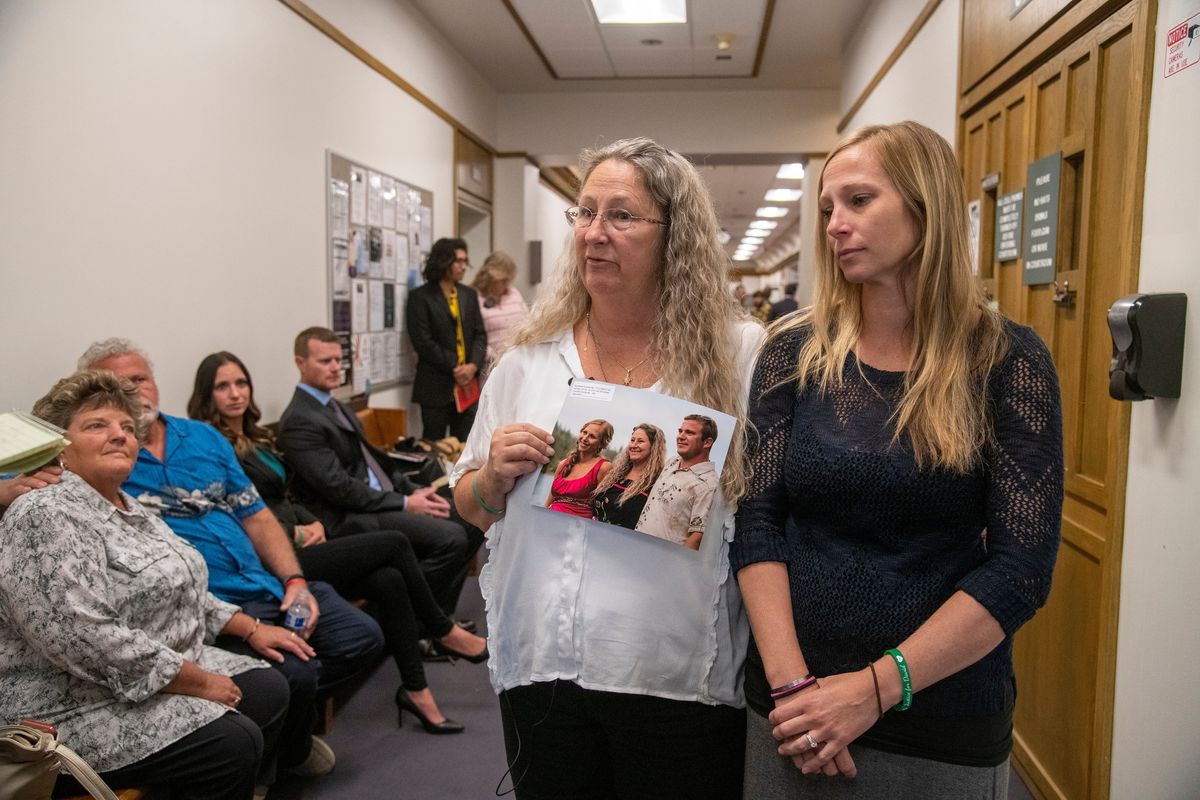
[472,475,506,516]
[885,648,913,711]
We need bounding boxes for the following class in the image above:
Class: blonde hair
[775,121,1007,472]
[558,419,614,477]
[504,137,751,499]
[33,370,148,444]
[472,251,518,297]
[593,423,667,506]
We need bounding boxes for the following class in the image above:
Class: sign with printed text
[995,190,1024,262]
[1164,12,1200,77]
[1022,153,1061,285]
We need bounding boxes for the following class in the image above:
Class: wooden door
[958,2,1155,797]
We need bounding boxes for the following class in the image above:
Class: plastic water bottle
[283,590,310,633]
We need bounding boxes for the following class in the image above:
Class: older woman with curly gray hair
[0,371,291,799]
[450,137,765,799]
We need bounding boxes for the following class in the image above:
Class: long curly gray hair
[504,137,751,500]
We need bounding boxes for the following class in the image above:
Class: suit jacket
[276,387,417,531]
[405,281,487,407]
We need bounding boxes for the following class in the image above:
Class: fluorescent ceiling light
[733,254,753,261]
[739,238,762,246]
[590,0,686,24]
[756,206,788,218]
[742,231,768,240]
[749,220,779,230]
[776,163,805,180]
[764,188,803,202]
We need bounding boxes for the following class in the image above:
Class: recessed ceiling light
[742,231,768,240]
[756,207,788,218]
[764,188,803,202]
[591,0,687,24]
[749,220,779,230]
[733,254,753,261]
[776,163,805,180]
[739,238,762,246]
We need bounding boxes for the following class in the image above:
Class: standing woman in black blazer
[406,238,488,441]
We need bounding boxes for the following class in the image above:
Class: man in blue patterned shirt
[79,337,383,781]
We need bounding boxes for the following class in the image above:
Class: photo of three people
[531,379,735,552]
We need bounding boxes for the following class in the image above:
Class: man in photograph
[636,414,718,550]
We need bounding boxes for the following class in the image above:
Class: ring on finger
[804,733,819,750]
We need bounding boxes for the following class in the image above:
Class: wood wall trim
[495,151,543,170]
[500,0,559,79]
[836,0,944,133]
[751,0,777,76]
[277,0,497,155]
[538,176,575,205]
[957,0,1131,117]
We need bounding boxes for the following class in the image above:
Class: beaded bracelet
[472,475,506,516]
[885,648,913,711]
[769,674,817,701]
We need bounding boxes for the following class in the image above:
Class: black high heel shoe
[395,689,464,734]
[430,637,489,664]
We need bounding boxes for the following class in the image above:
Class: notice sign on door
[995,190,1023,262]
[1023,153,1061,286]
[1164,11,1200,78]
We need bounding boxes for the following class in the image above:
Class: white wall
[497,89,841,159]
[0,0,461,422]
[304,0,499,145]
[839,0,960,141]
[1110,1,1200,795]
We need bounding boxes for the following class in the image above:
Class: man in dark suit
[277,326,482,618]
[767,282,800,321]
[405,237,488,441]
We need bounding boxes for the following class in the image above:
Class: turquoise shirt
[123,414,280,605]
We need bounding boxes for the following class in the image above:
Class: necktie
[330,400,395,494]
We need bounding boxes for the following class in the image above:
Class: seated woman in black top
[591,423,665,529]
[732,122,1063,796]
[189,352,487,734]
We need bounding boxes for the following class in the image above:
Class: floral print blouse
[0,471,266,773]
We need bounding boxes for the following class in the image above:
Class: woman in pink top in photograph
[472,251,530,365]
[545,419,613,517]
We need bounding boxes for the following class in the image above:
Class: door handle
[1052,280,1076,308]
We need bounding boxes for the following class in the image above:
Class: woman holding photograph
[544,419,613,517]
[733,122,1062,796]
[592,423,666,529]
[450,137,764,799]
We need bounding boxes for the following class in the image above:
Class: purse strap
[0,724,120,800]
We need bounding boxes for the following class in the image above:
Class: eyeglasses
[564,206,667,231]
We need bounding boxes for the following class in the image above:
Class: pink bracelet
[770,674,817,700]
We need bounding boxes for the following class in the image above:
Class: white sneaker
[288,735,336,777]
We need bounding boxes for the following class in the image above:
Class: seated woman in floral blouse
[0,370,294,800]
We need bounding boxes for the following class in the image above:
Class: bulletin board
[326,150,434,391]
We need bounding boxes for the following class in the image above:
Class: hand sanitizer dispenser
[1107,293,1187,400]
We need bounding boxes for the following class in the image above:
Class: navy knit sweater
[731,319,1063,766]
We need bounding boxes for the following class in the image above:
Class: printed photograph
[530,379,735,551]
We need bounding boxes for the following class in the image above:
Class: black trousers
[296,530,454,690]
[499,680,746,800]
[420,401,477,442]
[333,501,484,618]
[55,667,289,800]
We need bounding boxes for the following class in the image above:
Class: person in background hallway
[79,337,385,782]
[591,423,666,529]
[189,351,488,734]
[751,289,773,323]
[544,419,612,516]
[406,237,487,441]
[472,250,529,366]
[277,326,483,623]
[733,121,1063,798]
[451,137,764,800]
[0,370,289,799]
[733,282,751,310]
[767,282,799,321]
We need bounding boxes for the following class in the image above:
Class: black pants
[219,581,383,771]
[420,401,476,442]
[55,667,288,800]
[499,680,746,800]
[296,530,454,690]
[333,500,484,618]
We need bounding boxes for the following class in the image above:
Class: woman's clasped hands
[769,668,881,778]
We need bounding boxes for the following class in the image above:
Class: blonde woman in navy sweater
[733,121,1063,798]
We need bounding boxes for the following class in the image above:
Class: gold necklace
[586,313,652,386]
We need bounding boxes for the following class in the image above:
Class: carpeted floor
[266,577,1037,799]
